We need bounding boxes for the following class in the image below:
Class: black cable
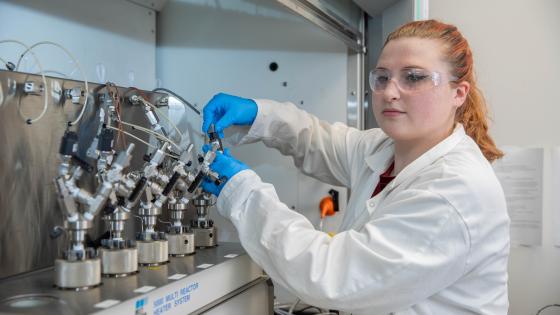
[536,304,560,315]
[6,61,15,71]
[298,306,322,313]
[152,87,201,116]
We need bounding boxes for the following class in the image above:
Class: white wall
[429,1,560,314]
[0,0,156,89]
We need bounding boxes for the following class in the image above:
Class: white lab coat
[218,99,510,315]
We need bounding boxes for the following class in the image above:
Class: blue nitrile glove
[201,93,258,138]
[200,145,249,196]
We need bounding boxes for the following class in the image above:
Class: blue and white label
[135,297,148,315]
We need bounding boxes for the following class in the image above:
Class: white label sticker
[224,254,239,258]
[197,263,214,269]
[94,299,120,309]
[134,286,156,293]
[168,273,187,280]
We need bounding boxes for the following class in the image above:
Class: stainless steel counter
[0,243,273,315]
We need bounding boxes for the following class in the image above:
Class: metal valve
[64,87,84,104]
[50,226,65,240]
[23,80,43,95]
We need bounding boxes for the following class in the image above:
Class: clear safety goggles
[369,68,456,93]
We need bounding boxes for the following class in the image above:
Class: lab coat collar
[364,124,467,191]
[364,141,394,175]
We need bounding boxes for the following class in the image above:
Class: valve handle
[50,226,65,240]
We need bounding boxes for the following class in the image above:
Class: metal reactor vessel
[94,92,140,278]
[165,148,197,256]
[167,195,196,256]
[189,126,224,248]
[192,192,218,248]
[53,130,134,289]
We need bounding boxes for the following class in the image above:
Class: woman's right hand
[201,93,258,137]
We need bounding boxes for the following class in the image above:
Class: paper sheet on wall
[551,148,560,247]
[493,146,543,246]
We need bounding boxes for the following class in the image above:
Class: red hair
[385,20,503,162]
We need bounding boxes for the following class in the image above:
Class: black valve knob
[187,172,204,193]
[103,205,115,215]
[59,130,78,155]
[5,61,15,71]
[50,226,65,239]
[214,176,226,186]
[71,155,94,173]
[128,177,148,203]
[98,128,115,151]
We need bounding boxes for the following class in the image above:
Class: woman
[201,20,509,315]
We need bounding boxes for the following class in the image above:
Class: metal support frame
[346,13,366,130]
[276,0,366,54]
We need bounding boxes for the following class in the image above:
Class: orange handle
[319,196,336,219]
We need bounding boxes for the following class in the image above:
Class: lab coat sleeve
[218,170,471,314]
[226,99,377,187]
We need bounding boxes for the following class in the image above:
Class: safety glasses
[369,68,456,93]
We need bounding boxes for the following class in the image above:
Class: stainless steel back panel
[0,70,196,278]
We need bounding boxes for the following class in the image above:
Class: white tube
[145,99,183,142]
[15,41,89,126]
[117,120,182,151]
[105,126,179,159]
[0,40,49,124]
[288,298,300,315]
[0,56,8,68]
